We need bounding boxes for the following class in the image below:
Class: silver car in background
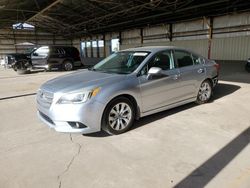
[37,46,219,135]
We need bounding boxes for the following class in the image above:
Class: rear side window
[57,48,65,55]
[192,54,202,65]
[174,50,193,68]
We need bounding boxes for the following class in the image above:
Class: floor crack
[57,134,82,188]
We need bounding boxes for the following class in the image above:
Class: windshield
[92,51,150,74]
[25,47,37,54]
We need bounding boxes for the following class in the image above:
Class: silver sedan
[37,46,219,135]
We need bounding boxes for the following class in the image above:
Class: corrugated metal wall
[211,36,250,60]
[120,13,250,60]
[72,12,250,61]
[1,13,250,61]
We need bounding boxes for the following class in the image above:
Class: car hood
[40,69,127,93]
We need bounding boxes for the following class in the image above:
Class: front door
[31,46,49,66]
[138,50,182,113]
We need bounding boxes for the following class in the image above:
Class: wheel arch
[103,94,141,120]
[204,78,213,87]
[63,58,74,64]
[12,59,32,70]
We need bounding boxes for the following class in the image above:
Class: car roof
[36,45,77,49]
[121,46,193,53]
[6,53,27,55]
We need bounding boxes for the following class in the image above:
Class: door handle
[197,68,205,74]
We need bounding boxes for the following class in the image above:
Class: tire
[102,97,135,135]
[17,69,30,75]
[196,80,212,104]
[245,64,250,73]
[44,67,51,72]
[14,60,31,74]
[63,60,74,71]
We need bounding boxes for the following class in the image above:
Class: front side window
[34,46,49,57]
[92,51,150,74]
[140,50,174,76]
[174,50,193,68]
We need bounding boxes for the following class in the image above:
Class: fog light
[68,122,87,129]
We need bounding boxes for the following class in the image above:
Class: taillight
[214,63,220,75]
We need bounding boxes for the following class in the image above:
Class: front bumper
[37,95,106,134]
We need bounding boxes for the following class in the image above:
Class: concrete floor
[0,66,249,188]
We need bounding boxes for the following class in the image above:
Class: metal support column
[96,36,100,58]
[140,28,143,46]
[90,37,93,58]
[12,30,17,53]
[103,34,106,57]
[205,17,213,59]
[169,23,173,42]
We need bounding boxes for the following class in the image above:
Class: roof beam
[33,0,41,10]
[26,0,62,22]
[85,0,110,13]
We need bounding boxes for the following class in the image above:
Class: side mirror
[147,67,165,80]
[33,52,38,56]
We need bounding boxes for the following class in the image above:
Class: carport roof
[0,0,250,37]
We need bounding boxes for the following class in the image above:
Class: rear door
[174,50,206,99]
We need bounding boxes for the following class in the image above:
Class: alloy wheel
[108,102,132,131]
[198,82,212,102]
[64,61,73,71]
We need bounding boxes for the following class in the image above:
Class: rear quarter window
[192,54,203,65]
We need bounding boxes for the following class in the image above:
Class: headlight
[57,87,100,104]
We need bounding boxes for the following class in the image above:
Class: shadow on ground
[85,82,240,137]
[212,82,241,101]
[174,126,250,188]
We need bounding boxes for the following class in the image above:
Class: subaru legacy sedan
[37,46,219,135]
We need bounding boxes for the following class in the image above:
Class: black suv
[31,46,81,70]
[12,46,82,74]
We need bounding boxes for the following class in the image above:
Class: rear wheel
[63,60,73,71]
[245,63,250,72]
[196,80,212,104]
[102,97,135,135]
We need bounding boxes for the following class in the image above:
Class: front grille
[39,111,54,125]
[37,89,54,109]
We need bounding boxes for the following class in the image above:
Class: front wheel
[196,80,212,104]
[102,97,135,135]
[14,60,31,74]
